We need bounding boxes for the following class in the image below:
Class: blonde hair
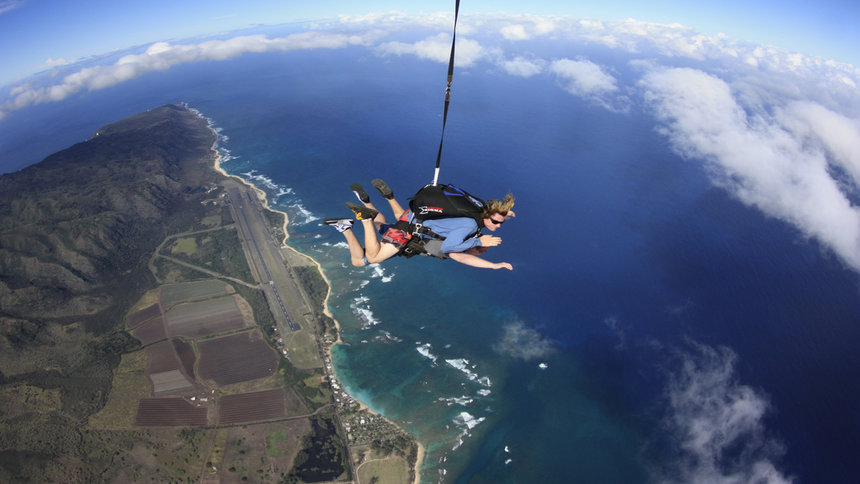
[483,193,515,217]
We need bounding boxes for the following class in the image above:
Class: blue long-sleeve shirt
[422,217,481,254]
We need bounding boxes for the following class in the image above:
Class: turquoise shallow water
[3,27,860,483]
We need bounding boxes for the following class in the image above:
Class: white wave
[320,241,349,249]
[416,343,438,365]
[243,169,279,191]
[454,410,485,430]
[289,202,319,223]
[445,358,492,387]
[539,362,548,370]
[438,396,474,406]
[370,265,394,283]
[350,296,380,329]
[477,389,491,397]
[451,411,486,451]
[378,330,403,343]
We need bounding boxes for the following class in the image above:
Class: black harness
[396,219,482,259]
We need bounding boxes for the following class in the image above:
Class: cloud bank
[659,343,792,483]
[2,30,378,118]
[3,12,859,275]
[640,67,860,271]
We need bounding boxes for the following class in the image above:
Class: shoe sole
[350,183,370,203]
[346,202,379,220]
[371,178,393,199]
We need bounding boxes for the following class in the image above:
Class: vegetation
[162,227,254,283]
[287,413,350,483]
[0,105,220,481]
[0,104,418,483]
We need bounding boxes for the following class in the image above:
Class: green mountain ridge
[0,104,218,328]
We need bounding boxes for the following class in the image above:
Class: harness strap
[432,0,461,187]
[392,220,445,241]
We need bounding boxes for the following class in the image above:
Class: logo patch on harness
[417,205,444,216]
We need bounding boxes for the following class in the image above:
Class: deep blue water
[3,37,860,484]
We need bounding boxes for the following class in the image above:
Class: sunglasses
[489,217,505,225]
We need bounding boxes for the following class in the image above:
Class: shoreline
[208,126,425,484]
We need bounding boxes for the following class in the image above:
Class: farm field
[219,388,286,425]
[145,339,182,374]
[150,369,195,395]
[135,397,208,427]
[160,279,234,308]
[126,303,161,327]
[132,316,166,345]
[197,330,278,385]
[172,338,196,378]
[165,295,247,338]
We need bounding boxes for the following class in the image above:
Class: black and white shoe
[324,218,354,233]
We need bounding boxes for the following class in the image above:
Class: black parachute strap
[392,219,445,241]
[432,0,461,186]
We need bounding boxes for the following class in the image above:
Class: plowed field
[219,388,286,425]
[197,331,277,385]
[127,303,161,327]
[133,316,167,345]
[134,397,207,426]
[146,340,180,374]
[165,295,245,338]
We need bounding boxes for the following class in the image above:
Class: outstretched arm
[448,251,513,270]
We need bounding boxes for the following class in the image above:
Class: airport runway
[227,185,303,332]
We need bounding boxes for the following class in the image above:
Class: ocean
[3,27,860,484]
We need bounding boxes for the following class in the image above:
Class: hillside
[0,104,224,480]
[0,104,218,327]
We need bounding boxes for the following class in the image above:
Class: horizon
[1,0,858,89]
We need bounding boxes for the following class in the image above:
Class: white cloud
[550,58,617,95]
[640,67,860,272]
[41,58,70,68]
[1,31,376,117]
[658,343,792,483]
[777,101,860,187]
[377,33,486,67]
[496,14,561,41]
[500,24,529,40]
[492,321,554,361]
[502,56,543,77]
[0,0,24,15]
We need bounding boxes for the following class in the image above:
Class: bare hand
[495,262,513,270]
[479,235,502,247]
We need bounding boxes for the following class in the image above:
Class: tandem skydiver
[324,179,515,270]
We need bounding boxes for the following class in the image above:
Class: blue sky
[1,0,858,87]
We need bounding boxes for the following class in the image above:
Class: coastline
[207,122,425,484]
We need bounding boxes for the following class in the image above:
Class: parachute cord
[432,0,460,186]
